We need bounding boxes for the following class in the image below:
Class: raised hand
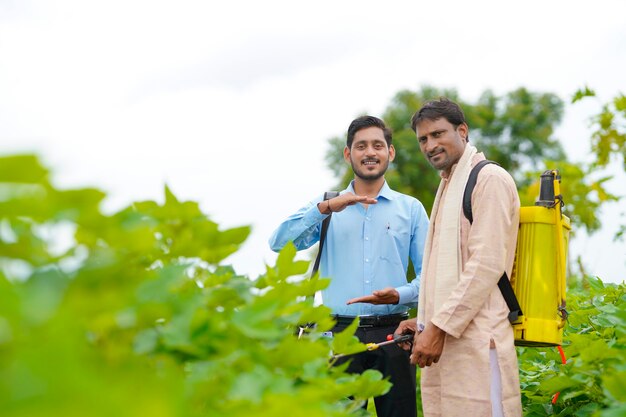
[318,192,378,214]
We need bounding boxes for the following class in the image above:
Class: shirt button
[365,280,370,284]
[365,258,369,262]
[366,217,370,221]
[365,237,369,241]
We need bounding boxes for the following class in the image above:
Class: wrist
[317,200,331,215]
[430,322,447,336]
[391,288,400,304]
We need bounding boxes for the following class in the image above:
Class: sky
[1,0,625,284]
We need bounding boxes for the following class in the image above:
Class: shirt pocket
[379,227,409,266]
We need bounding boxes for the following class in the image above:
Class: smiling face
[344,126,395,181]
[416,117,467,176]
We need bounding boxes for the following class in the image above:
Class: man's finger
[346,295,375,304]
[352,195,378,203]
[418,357,427,368]
[398,342,411,351]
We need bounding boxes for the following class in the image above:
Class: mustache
[427,148,444,158]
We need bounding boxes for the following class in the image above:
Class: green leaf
[600,403,626,417]
[0,154,49,183]
[19,267,69,324]
[0,316,12,345]
[275,242,305,279]
[331,318,366,356]
[572,402,601,417]
[587,276,605,292]
[164,184,179,205]
[345,369,391,400]
[603,370,626,401]
[133,328,158,354]
[571,86,596,103]
[228,366,275,403]
[231,297,285,340]
[612,94,626,113]
[538,375,580,392]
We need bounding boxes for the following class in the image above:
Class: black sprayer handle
[387,333,415,343]
[391,333,414,343]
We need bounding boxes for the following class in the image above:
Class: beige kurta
[420,153,522,417]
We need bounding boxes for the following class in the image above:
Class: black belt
[332,313,409,328]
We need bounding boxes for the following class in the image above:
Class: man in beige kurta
[396,98,522,417]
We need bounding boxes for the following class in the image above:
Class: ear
[343,146,351,163]
[389,144,396,162]
[458,123,469,142]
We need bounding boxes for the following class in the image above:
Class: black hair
[347,115,392,148]
[410,97,468,140]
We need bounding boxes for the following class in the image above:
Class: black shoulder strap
[311,191,340,278]
[462,160,522,323]
[499,272,522,323]
[463,159,497,224]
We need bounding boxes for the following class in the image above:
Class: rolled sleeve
[268,197,328,252]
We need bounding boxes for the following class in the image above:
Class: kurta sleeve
[431,167,519,338]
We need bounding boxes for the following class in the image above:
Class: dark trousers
[332,322,417,417]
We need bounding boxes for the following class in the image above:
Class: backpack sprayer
[511,170,571,347]
[465,167,571,403]
[509,170,572,404]
[464,165,571,346]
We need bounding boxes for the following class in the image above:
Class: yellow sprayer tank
[511,170,570,347]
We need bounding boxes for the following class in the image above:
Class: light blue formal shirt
[269,181,429,316]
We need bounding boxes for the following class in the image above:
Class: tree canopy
[326,85,618,235]
[573,87,626,171]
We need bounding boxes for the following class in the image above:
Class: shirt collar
[347,180,395,200]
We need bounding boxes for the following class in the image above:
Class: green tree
[572,87,626,171]
[572,87,626,241]
[326,85,616,235]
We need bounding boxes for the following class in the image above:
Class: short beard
[351,159,389,181]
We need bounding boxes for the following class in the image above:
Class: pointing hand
[346,287,400,305]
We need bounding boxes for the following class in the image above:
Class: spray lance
[330,333,414,361]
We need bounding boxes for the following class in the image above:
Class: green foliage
[0,154,390,417]
[571,86,596,104]
[571,87,626,240]
[517,277,626,416]
[518,162,619,234]
[467,88,565,183]
[572,87,626,171]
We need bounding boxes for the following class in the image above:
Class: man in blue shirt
[269,115,429,417]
